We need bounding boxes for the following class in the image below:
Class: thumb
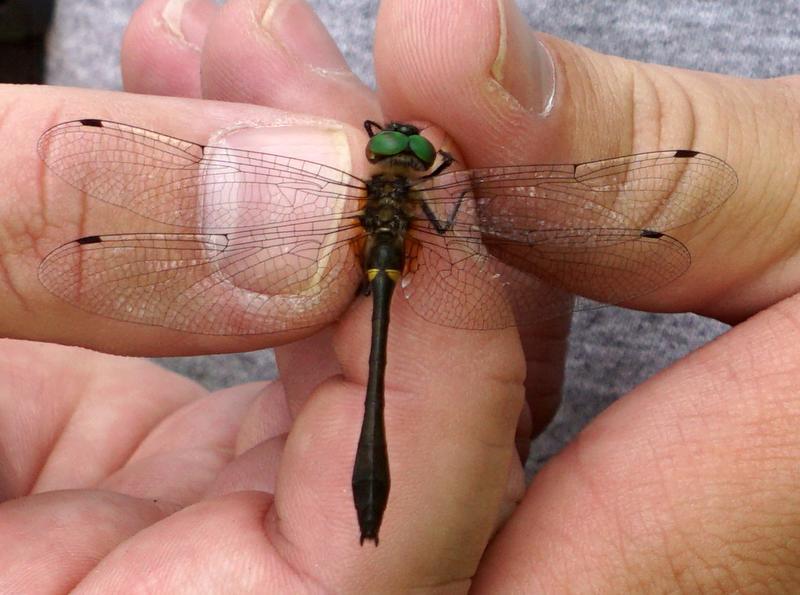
[375,0,799,324]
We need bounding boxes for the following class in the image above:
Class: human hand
[2,2,531,590]
[2,0,800,592]
[367,1,800,590]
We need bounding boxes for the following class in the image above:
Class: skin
[1,0,800,591]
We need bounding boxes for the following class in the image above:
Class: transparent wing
[38,119,367,334]
[402,232,570,330]
[405,219,689,330]
[400,150,734,329]
[415,150,736,232]
[38,119,366,229]
[39,120,737,334]
[38,224,364,335]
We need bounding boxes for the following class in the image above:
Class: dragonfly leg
[419,188,469,235]
[422,150,455,179]
[364,120,384,137]
[361,277,372,296]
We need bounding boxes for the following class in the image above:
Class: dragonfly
[37,118,737,545]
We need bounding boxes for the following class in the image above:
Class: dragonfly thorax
[360,172,416,278]
[362,174,415,233]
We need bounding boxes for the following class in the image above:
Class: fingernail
[205,123,352,296]
[261,0,350,74]
[162,0,217,50]
[491,0,556,116]
[208,124,351,226]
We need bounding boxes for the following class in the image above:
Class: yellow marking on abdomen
[367,269,402,282]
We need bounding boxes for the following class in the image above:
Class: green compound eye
[367,130,409,157]
[408,134,436,168]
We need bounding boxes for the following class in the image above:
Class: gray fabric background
[44,0,796,472]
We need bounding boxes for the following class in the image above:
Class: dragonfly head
[365,121,436,172]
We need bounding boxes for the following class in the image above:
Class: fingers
[122,0,218,97]
[0,339,292,590]
[119,0,533,576]
[0,84,365,354]
[200,0,379,122]
[266,298,526,580]
[475,294,800,591]
[101,382,275,505]
[124,0,381,123]
[375,0,800,323]
[0,339,205,499]
[0,337,522,589]
[0,490,179,593]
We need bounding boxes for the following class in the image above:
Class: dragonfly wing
[38,226,363,335]
[403,150,716,329]
[38,119,365,229]
[403,221,687,330]
[417,150,737,234]
[483,228,689,319]
[401,231,574,329]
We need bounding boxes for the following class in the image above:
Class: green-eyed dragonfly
[37,118,737,545]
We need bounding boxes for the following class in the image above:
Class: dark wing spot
[79,119,104,128]
[673,149,699,158]
[77,235,103,244]
[640,229,664,239]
